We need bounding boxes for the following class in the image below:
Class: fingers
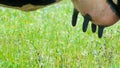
[72,8,79,26]
[82,14,91,32]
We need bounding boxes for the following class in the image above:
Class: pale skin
[71,0,120,38]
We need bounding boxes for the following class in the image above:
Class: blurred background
[0,0,120,68]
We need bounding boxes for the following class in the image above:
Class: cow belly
[0,0,61,11]
[0,4,44,11]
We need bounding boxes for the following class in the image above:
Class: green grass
[0,0,120,68]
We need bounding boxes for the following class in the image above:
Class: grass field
[0,0,120,68]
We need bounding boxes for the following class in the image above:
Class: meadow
[0,0,120,68]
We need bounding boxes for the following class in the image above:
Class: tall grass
[0,0,120,68]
